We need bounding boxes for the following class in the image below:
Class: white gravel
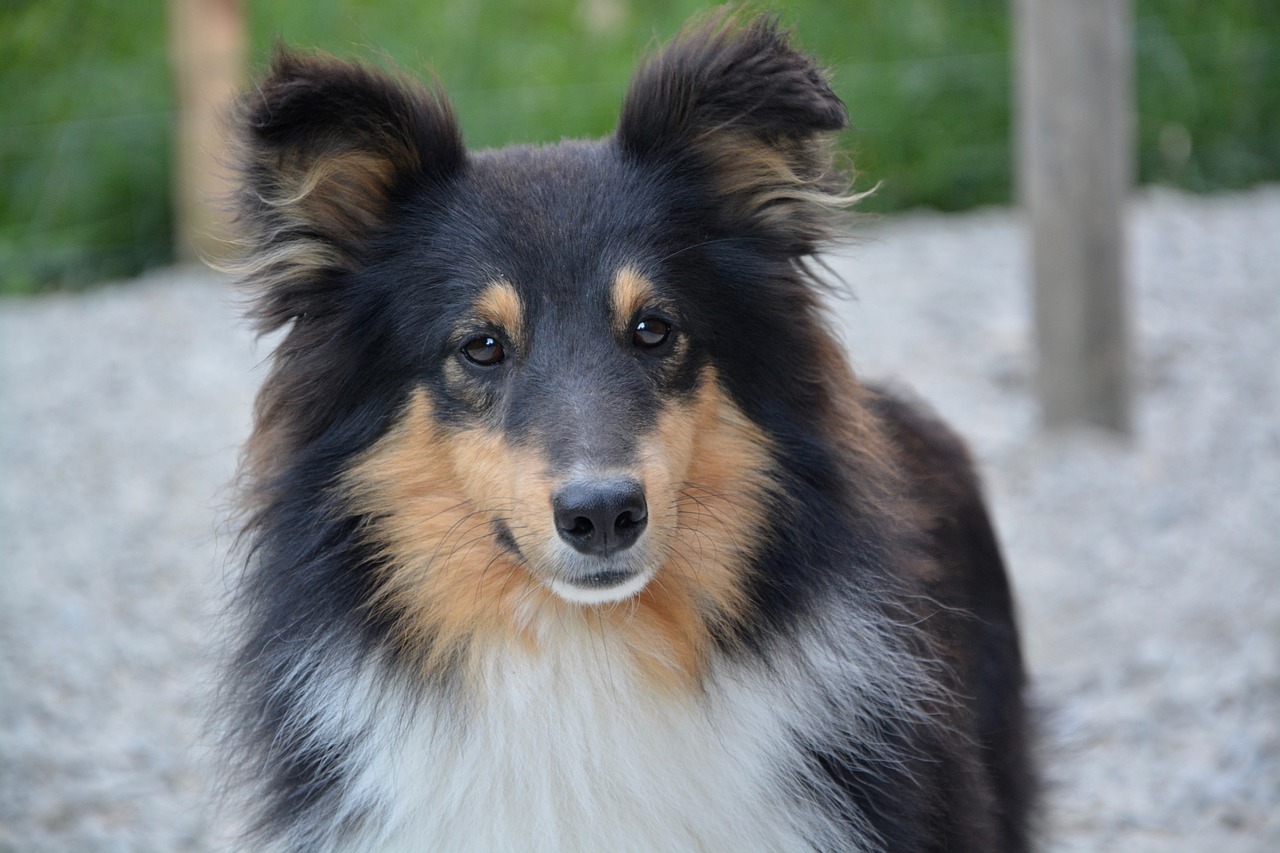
[2,186,1277,852]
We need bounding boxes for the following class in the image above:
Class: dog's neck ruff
[286,617,892,853]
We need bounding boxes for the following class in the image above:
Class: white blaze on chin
[548,568,655,606]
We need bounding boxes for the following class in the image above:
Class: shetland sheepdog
[220,12,1033,852]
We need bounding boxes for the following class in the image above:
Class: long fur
[218,11,1034,852]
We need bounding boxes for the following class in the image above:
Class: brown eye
[633,317,672,349]
[461,335,505,366]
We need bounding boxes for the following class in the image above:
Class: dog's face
[364,145,711,607]
[235,15,854,681]
[336,144,782,676]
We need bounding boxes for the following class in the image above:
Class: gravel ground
[1,186,1277,852]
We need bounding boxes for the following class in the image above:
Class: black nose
[553,478,648,557]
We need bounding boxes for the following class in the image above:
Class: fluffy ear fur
[616,13,855,252]
[232,49,464,331]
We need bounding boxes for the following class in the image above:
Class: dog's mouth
[493,518,523,559]
[492,516,656,606]
[567,569,636,589]
[548,566,655,605]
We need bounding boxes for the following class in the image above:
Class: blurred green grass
[1,0,1277,293]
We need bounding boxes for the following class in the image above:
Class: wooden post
[168,0,245,264]
[1014,0,1133,434]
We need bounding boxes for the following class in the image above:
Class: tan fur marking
[611,369,774,690]
[277,150,402,239]
[472,280,524,346]
[344,370,774,691]
[610,265,657,337]
[344,392,553,677]
[695,129,867,238]
[812,333,903,505]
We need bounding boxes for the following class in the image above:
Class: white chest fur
[319,627,841,853]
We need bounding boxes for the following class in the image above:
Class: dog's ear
[616,13,853,252]
[232,49,464,330]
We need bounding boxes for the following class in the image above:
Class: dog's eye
[461,335,505,366]
[633,317,672,349]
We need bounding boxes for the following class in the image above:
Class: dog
[220,11,1033,852]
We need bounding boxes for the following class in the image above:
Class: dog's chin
[548,568,654,606]
[504,530,659,606]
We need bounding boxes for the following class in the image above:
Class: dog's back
[867,387,1034,850]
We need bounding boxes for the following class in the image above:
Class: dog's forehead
[467,139,636,210]
[442,142,665,296]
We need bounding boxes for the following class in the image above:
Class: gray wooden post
[168,0,245,264]
[1014,0,1134,434]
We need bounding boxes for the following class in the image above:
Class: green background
[2,0,1277,293]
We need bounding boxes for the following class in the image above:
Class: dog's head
[234,13,857,682]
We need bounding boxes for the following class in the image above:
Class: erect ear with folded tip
[616,12,855,254]
[232,49,465,331]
